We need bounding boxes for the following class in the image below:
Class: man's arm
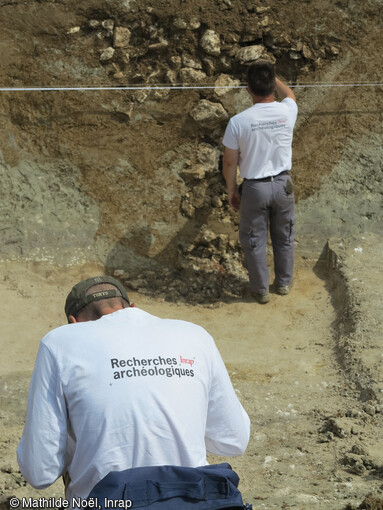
[205,339,250,456]
[17,342,68,488]
[222,147,240,211]
[275,77,296,103]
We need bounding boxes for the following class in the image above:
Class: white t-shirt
[222,98,298,179]
[17,308,250,500]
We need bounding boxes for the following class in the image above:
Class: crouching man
[17,276,251,509]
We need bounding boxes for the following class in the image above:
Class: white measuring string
[0,82,382,92]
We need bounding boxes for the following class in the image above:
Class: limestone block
[214,74,241,96]
[179,68,207,83]
[200,29,221,56]
[100,47,115,62]
[113,27,131,48]
[236,45,264,63]
[190,100,228,127]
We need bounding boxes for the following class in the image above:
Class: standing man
[17,276,250,506]
[222,62,297,304]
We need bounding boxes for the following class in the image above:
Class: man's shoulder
[161,316,212,338]
[41,322,73,345]
[280,97,298,111]
[230,104,255,122]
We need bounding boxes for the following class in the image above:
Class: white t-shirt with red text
[17,307,250,500]
[223,98,298,179]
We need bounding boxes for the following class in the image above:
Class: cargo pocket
[289,218,295,243]
[285,179,294,195]
[249,228,258,249]
[239,227,256,250]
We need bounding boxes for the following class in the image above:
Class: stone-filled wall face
[0,0,381,290]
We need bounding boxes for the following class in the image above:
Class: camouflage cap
[65,276,130,319]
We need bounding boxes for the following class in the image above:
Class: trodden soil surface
[1,255,382,510]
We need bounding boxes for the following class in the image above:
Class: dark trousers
[87,463,251,509]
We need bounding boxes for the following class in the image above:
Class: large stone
[260,16,269,27]
[100,47,115,62]
[214,74,241,96]
[211,196,223,208]
[102,19,114,31]
[200,29,221,56]
[236,45,265,64]
[170,55,181,69]
[181,198,195,218]
[190,100,228,127]
[202,58,215,76]
[179,68,207,83]
[166,70,178,85]
[302,44,313,59]
[113,27,131,48]
[218,55,231,72]
[189,17,201,30]
[180,165,206,181]
[198,228,217,245]
[190,186,208,209]
[182,54,202,69]
[148,40,169,52]
[197,143,220,171]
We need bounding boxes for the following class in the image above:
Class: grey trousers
[239,173,295,295]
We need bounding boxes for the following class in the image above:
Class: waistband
[244,170,289,182]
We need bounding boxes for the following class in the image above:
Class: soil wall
[1,0,382,281]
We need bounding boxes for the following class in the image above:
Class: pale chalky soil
[0,258,382,509]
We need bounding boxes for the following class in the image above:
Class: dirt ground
[1,243,383,510]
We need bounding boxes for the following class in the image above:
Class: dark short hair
[247,62,276,96]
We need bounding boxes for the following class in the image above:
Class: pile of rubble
[67,3,340,86]
[115,227,248,304]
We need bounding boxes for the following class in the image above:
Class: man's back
[17,307,250,500]
[223,98,297,179]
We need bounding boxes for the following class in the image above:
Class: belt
[245,170,289,182]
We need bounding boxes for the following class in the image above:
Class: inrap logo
[180,356,195,367]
